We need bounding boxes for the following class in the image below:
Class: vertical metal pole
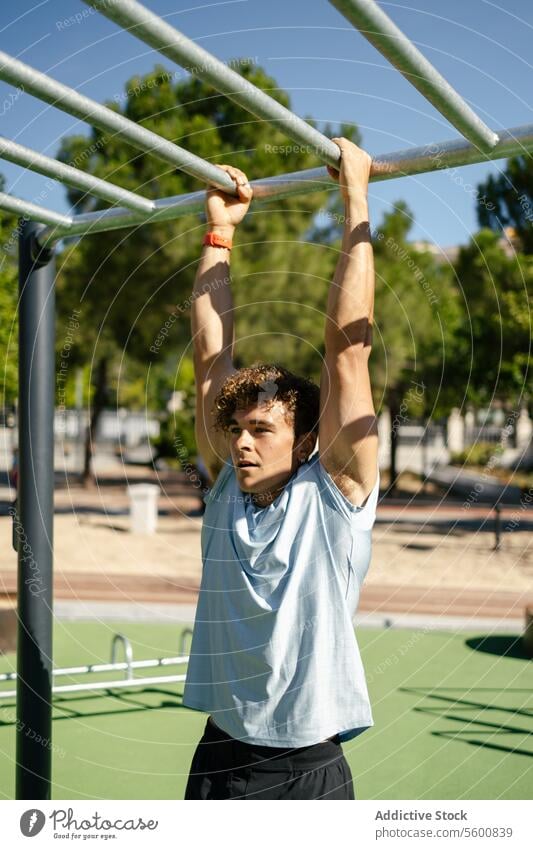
[16,220,55,800]
[494,502,502,552]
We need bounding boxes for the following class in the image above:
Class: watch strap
[203,231,233,250]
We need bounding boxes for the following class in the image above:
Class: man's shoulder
[203,460,236,504]
[303,454,380,526]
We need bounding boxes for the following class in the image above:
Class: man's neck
[247,461,307,508]
[250,483,286,508]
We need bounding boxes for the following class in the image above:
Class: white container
[127,484,160,534]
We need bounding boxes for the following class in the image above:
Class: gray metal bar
[0,50,236,194]
[0,672,187,701]
[36,122,533,247]
[329,0,498,150]
[0,136,153,213]
[16,221,55,800]
[0,191,72,227]
[0,655,190,686]
[82,0,342,167]
[111,633,133,680]
[179,627,194,656]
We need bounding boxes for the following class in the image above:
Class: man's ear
[297,431,316,461]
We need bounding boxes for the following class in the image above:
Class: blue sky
[1,0,531,248]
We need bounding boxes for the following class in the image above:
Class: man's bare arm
[191,165,252,483]
[319,138,378,507]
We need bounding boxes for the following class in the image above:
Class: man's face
[227,400,306,494]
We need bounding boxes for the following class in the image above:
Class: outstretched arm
[191,165,252,483]
[319,138,378,507]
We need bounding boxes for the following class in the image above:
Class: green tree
[0,174,19,408]
[476,155,533,254]
[373,204,459,490]
[448,229,532,409]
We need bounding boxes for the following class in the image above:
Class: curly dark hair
[212,363,320,439]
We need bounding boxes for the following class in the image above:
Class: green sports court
[1,621,530,800]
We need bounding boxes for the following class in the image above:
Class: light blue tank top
[183,451,380,747]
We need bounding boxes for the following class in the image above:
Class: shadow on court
[0,688,186,728]
[466,634,531,660]
[399,685,533,760]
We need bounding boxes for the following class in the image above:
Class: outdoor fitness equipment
[0,631,193,700]
[0,0,532,799]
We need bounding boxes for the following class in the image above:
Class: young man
[182,139,379,800]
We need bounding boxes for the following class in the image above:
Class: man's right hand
[206,164,253,235]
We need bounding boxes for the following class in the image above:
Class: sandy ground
[1,464,532,598]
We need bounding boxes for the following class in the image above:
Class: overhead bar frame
[0,50,236,194]
[0,136,153,213]
[328,0,499,150]
[26,122,533,247]
[0,191,72,228]
[82,0,342,168]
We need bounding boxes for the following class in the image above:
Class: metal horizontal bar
[0,191,72,227]
[0,654,189,682]
[35,122,533,247]
[0,672,187,700]
[82,0,342,168]
[0,136,153,213]
[0,50,236,194]
[329,0,499,151]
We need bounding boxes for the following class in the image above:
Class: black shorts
[184,716,355,800]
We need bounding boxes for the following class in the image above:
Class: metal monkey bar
[328,0,499,150]
[0,49,236,195]
[0,136,153,213]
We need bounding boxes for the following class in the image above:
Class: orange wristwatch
[203,231,233,250]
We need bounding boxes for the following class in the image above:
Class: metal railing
[0,632,190,700]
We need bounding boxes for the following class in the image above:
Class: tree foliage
[0,175,19,407]
[476,155,533,254]
[446,229,532,408]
